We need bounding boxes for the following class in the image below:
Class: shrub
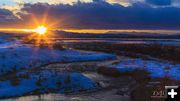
[18,74,30,79]
[10,78,20,86]
[64,75,71,84]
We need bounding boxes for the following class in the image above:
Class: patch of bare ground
[65,42,180,63]
[41,56,121,72]
[130,76,180,101]
[64,73,134,101]
[96,65,180,101]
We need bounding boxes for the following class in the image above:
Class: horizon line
[1,28,180,34]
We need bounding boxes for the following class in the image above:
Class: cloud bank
[0,0,180,29]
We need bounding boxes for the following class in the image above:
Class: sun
[34,26,47,35]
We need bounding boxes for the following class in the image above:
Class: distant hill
[55,31,180,39]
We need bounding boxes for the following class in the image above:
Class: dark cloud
[2,1,180,29]
[146,0,172,6]
[0,9,18,25]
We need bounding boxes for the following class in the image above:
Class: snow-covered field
[0,37,116,98]
[0,70,98,98]
[0,35,180,99]
[111,58,180,79]
[0,39,116,75]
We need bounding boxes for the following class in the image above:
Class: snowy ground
[0,36,180,99]
[0,39,116,75]
[110,58,180,79]
[0,70,98,98]
[1,73,132,101]
[0,37,116,98]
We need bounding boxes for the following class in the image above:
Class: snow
[0,40,116,75]
[0,39,6,44]
[0,70,98,98]
[0,38,114,98]
[112,58,180,79]
[0,79,37,97]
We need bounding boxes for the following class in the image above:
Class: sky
[1,0,180,30]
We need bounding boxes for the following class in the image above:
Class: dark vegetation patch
[65,42,180,63]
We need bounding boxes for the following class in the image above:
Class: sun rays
[33,26,47,35]
[19,9,61,48]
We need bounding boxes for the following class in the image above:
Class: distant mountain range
[55,31,180,39]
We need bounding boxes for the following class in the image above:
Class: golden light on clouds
[119,2,131,7]
[107,0,131,7]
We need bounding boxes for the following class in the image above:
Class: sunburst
[34,26,47,35]
[20,9,62,48]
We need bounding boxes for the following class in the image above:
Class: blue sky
[0,0,16,6]
[1,0,180,29]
